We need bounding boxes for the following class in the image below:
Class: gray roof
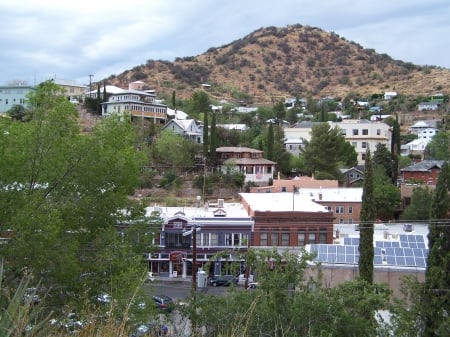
[400,160,445,172]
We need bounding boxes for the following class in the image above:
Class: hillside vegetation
[105,24,450,105]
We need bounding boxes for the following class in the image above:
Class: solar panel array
[310,234,428,268]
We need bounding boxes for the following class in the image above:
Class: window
[352,142,357,148]
[352,129,359,135]
[210,233,218,246]
[308,232,316,244]
[339,218,345,224]
[281,230,290,246]
[348,206,353,214]
[298,230,305,246]
[361,153,366,161]
[377,129,381,135]
[362,142,368,148]
[335,206,344,214]
[270,232,278,246]
[362,129,368,135]
[260,232,268,246]
[202,233,209,246]
[348,218,353,224]
[319,228,327,244]
[325,206,332,211]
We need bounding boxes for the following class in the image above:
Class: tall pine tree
[358,149,376,284]
[267,123,274,161]
[203,110,209,159]
[209,111,217,165]
[423,161,450,336]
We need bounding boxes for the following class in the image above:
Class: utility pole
[88,74,94,98]
[192,224,197,293]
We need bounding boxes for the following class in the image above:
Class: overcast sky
[1,0,449,87]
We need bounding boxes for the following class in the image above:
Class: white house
[417,101,440,111]
[330,119,392,164]
[161,119,203,144]
[384,91,397,100]
[101,89,167,124]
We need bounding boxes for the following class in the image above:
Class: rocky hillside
[104,24,450,105]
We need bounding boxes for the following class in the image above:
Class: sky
[1,0,449,87]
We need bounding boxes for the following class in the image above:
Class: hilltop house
[101,88,167,124]
[400,160,444,185]
[216,147,276,185]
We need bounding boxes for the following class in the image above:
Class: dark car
[152,295,174,312]
[209,275,234,287]
[131,322,168,337]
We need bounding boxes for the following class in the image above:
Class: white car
[146,272,155,282]
[234,274,254,286]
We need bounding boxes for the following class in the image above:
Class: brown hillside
[104,24,450,105]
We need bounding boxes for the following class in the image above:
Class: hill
[104,24,450,105]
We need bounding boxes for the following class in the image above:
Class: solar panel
[408,235,417,242]
[417,242,426,249]
[336,253,346,263]
[374,255,382,264]
[344,237,352,245]
[416,257,426,267]
[396,256,406,266]
[405,256,415,266]
[376,241,383,248]
[328,245,337,254]
[417,236,425,243]
[399,234,408,242]
[386,256,396,264]
[392,242,400,248]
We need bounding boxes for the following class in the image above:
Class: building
[330,119,392,164]
[101,89,168,124]
[216,147,276,185]
[53,79,88,102]
[250,175,338,193]
[297,188,363,225]
[161,119,203,144]
[144,202,254,278]
[340,166,365,186]
[239,192,335,249]
[0,85,35,113]
[400,160,444,185]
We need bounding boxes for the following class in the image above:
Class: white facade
[101,89,167,124]
[330,120,392,164]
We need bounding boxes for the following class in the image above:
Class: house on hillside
[216,147,275,185]
[330,119,392,164]
[101,89,167,124]
[161,119,203,143]
[0,84,35,113]
[418,101,440,111]
[400,160,444,185]
[250,175,338,193]
[340,166,365,186]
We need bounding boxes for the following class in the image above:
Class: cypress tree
[423,161,450,336]
[358,149,376,284]
[203,111,209,159]
[209,112,217,165]
[267,123,274,161]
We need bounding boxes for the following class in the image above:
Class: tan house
[250,175,338,193]
[216,147,276,185]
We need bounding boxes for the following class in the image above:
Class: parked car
[209,275,234,287]
[130,322,168,337]
[145,271,155,283]
[152,294,174,312]
[23,287,41,305]
[247,281,259,289]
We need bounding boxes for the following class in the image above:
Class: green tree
[266,123,274,161]
[301,123,347,179]
[272,100,286,125]
[424,131,450,160]
[0,80,147,316]
[339,140,358,167]
[359,149,376,284]
[151,130,195,172]
[400,186,433,220]
[423,161,450,336]
[373,143,396,183]
[373,167,401,220]
[209,111,217,165]
[203,110,209,158]
[6,104,29,122]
